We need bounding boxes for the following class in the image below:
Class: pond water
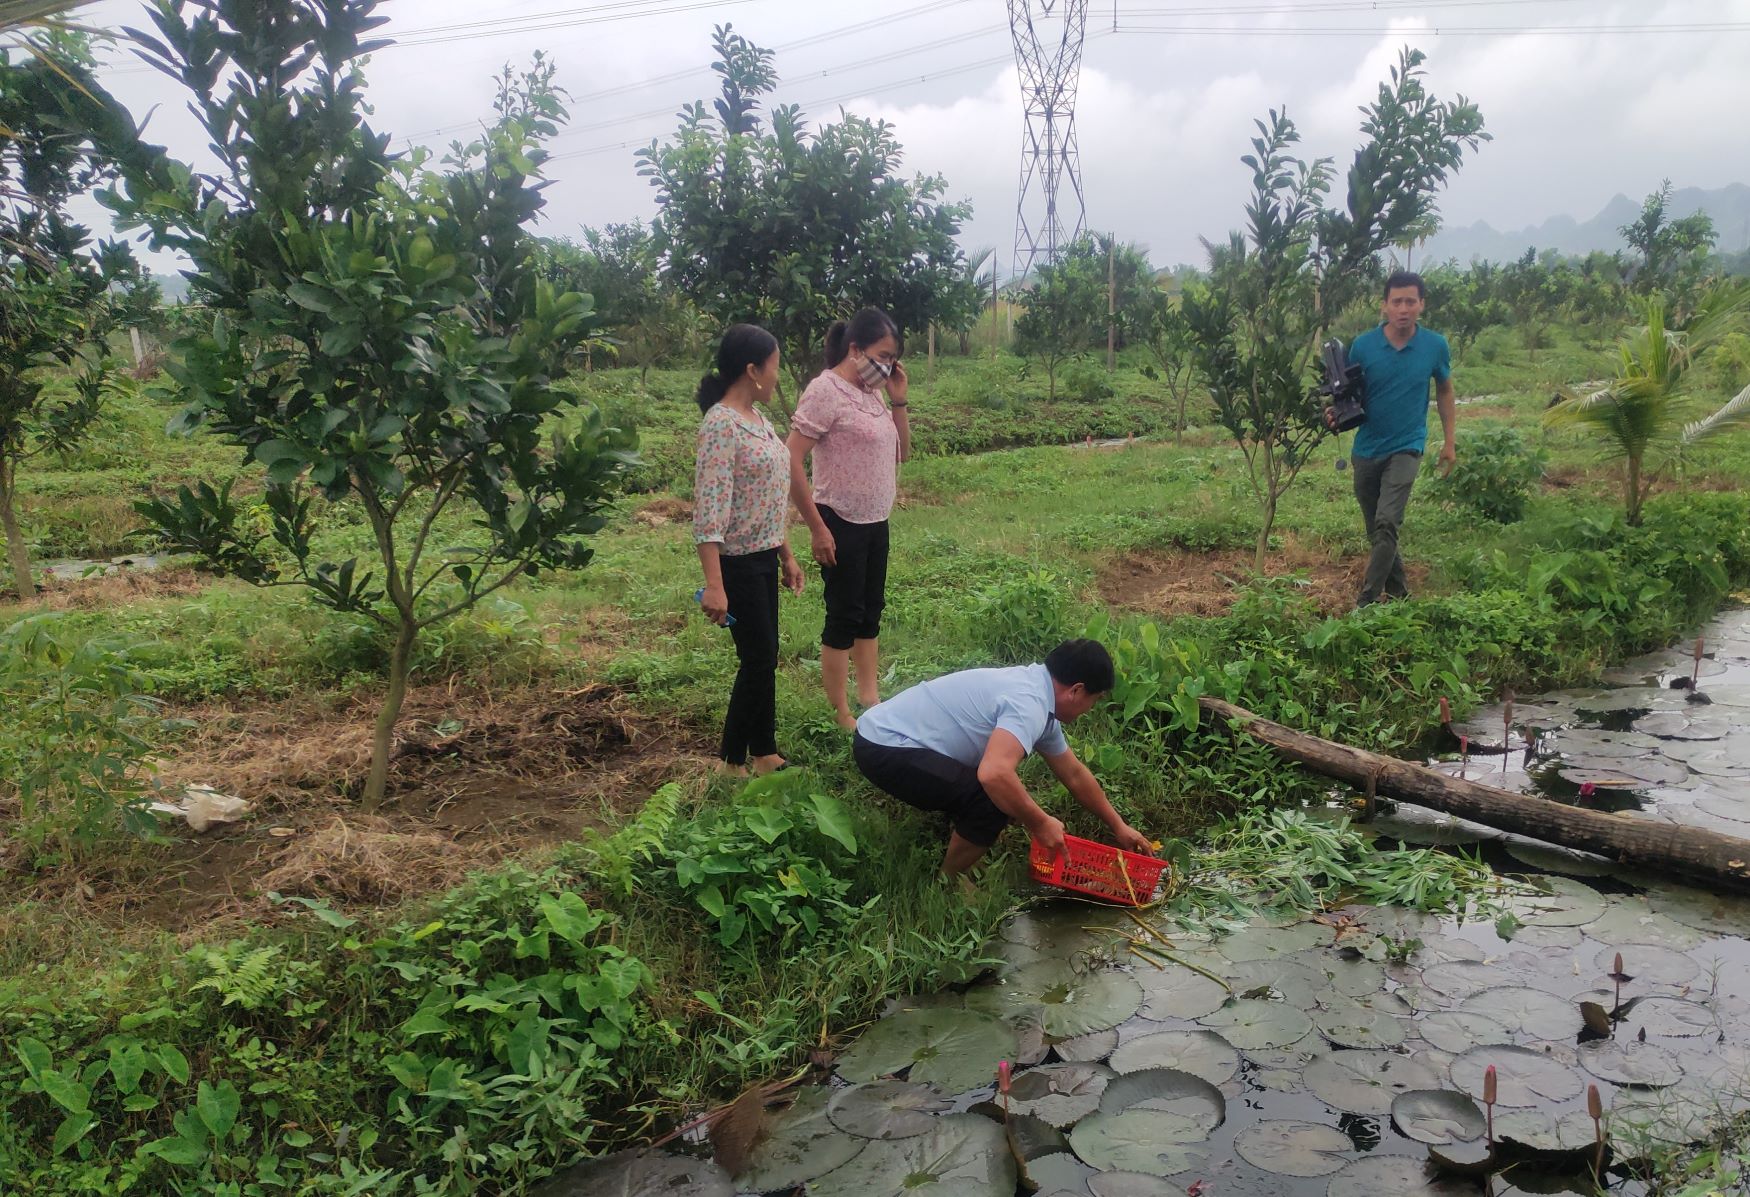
[546,610,1750,1197]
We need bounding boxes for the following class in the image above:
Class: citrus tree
[1183,48,1488,571]
[109,0,636,809]
[1546,285,1750,525]
[1014,234,1153,399]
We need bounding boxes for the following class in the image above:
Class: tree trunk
[362,618,417,811]
[128,326,146,366]
[0,458,33,602]
[1626,452,1643,526]
[1254,489,1276,573]
[1047,358,1058,402]
[1199,696,1750,893]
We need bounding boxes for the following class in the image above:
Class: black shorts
[853,732,1009,847]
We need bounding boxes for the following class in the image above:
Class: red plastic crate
[1029,834,1168,906]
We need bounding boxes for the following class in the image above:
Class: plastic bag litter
[149,785,252,833]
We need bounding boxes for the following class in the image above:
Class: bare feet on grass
[834,709,858,731]
[750,753,789,776]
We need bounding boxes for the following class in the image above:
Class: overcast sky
[78,0,1750,278]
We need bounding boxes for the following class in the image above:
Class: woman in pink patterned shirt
[694,324,806,775]
[787,307,911,730]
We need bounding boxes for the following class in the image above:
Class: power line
[1116,21,1750,35]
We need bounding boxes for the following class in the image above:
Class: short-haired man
[1327,271,1457,607]
[851,638,1152,878]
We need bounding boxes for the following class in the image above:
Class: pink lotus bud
[1483,1065,1497,1106]
[1439,697,1451,723]
[1588,1083,1603,1120]
[1580,782,1597,798]
[998,1060,1012,1095]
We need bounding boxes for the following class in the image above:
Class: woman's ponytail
[695,372,729,414]
[697,324,780,413]
[823,320,851,368]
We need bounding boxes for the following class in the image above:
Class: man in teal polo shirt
[852,639,1152,879]
[1327,271,1457,607]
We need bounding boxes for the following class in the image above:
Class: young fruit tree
[109,1,636,810]
[1182,48,1487,572]
[0,35,137,600]
[1013,234,1153,400]
[638,24,980,391]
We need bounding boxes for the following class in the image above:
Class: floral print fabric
[693,402,789,556]
[791,370,900,525]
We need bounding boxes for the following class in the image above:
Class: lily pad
[1557,761,1684,788]
[1218,922,1336,962]
[1097,1067,1226,1129]
[1390,1089,1487,1145]
[1108,1030,1239,1085]
[1087,1174,1183,1197]
[974,963,1144,1038]
[1573,688,1673,715]
[1416,1011,1513,1055]
[1692,793,1750,824]
[1220,957,1324,1007]
[1645,885,1750,936]
[1311,954,1389,998]
[1449,1045,1583,1106]
[1304,1050,1441,1115]
[1024,1151,1093,1195]
[1577,1040,1684,1087]
[1503,840,1619,877]
[1370,808,1496,847]
[1053,1029,1120,1062]
[1607,1089,1718,1153]
[1068,1109,1210,1177]
[1492,1108,1600,1153]
[1618,996,1715,1038]
[1005,1062,1113,1126]
[1542,728,1662,755]
[1234,1120,1352,1176]
[1632,713,1730,740]
[807,1113,1016,1197]
[1325,1155,1480,1196]
[1590,944,1702,989]
[1421,960,1512,999]
[531,1152,732,1197]
[1586,901,1708,950]
[736,1087,866,1192]
[826,1081,951,1140]
[1314,998,1407,1049]
[1135,963,1229,1021]
[1458,987,1577,1040]
[835,1008,1019,1095]
[1501,877,1607,928]
[1197,999,1314,1050]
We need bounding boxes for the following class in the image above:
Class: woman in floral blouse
[694,324,806,775]
[787,307,910,730]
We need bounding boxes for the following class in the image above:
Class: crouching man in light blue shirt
[852,639,1152,878]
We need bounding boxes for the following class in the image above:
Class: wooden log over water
[1198,696,1750,895]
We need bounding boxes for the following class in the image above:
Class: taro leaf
[1618,996,1715,1039]
[736,1087,865,1193]
[1578,1040,1684,1087]
[1458,987,1577,1040]
[529,1150,732,1197]
[1108,1030,1239,1085]
[1233,1120,1351,1177]
[1503,840,1618,878]
[1325,1154,1479,1196]
[1415,1011,1512,1055]
[1586,901,1708,951]
[1645,885,1750,937]
[1632,713,1729,740]
[976,963,1143,1038]
[1196,999,1313,1051]
[1053,1029,1119,1062]
[1303,1050,1441,1116]
[1492,1108,1599,1153]
[834,1008,1018,1095]
[806,1113,1016,1197]
[1005,1062,1113,1127]
[1390,1089,1486,1145]
[1590,945,1701,990]
[1135,963,1228,1021]
[1501,877,1607,928]
[826,1081,950,1140]
[1217,922,1336,962]
[1096,1067,1225,1129]
[1421,960,1510,999]
[1067,1109,1210,1177]
[1220,958,1324,1007]
[1314,998,1406,1049]
[1087,1174,1182,1197]
[1449,1045,1583,1107]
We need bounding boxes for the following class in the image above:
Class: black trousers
[852,732,1010,847]
[719,548,780,765]
[818,505,890,651]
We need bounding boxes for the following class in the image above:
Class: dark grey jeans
[1351,450,1420,601]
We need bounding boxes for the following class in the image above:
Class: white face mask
[855,354,893,392]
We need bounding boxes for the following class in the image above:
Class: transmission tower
[1007,0,1088,281]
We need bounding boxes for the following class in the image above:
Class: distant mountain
[1421,183,1750,265]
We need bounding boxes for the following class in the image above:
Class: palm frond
[1680,380,1750,445]
[0,1,88,32]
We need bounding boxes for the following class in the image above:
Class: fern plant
[577,781,683,896]
[187,945,290,1011]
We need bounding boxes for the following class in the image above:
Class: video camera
[1319,338,1367,433]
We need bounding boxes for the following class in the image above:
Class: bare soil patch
[632,496,693,527]
[1099,542,1430,619]
[18,564,212,610]
[8,683,711,936]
